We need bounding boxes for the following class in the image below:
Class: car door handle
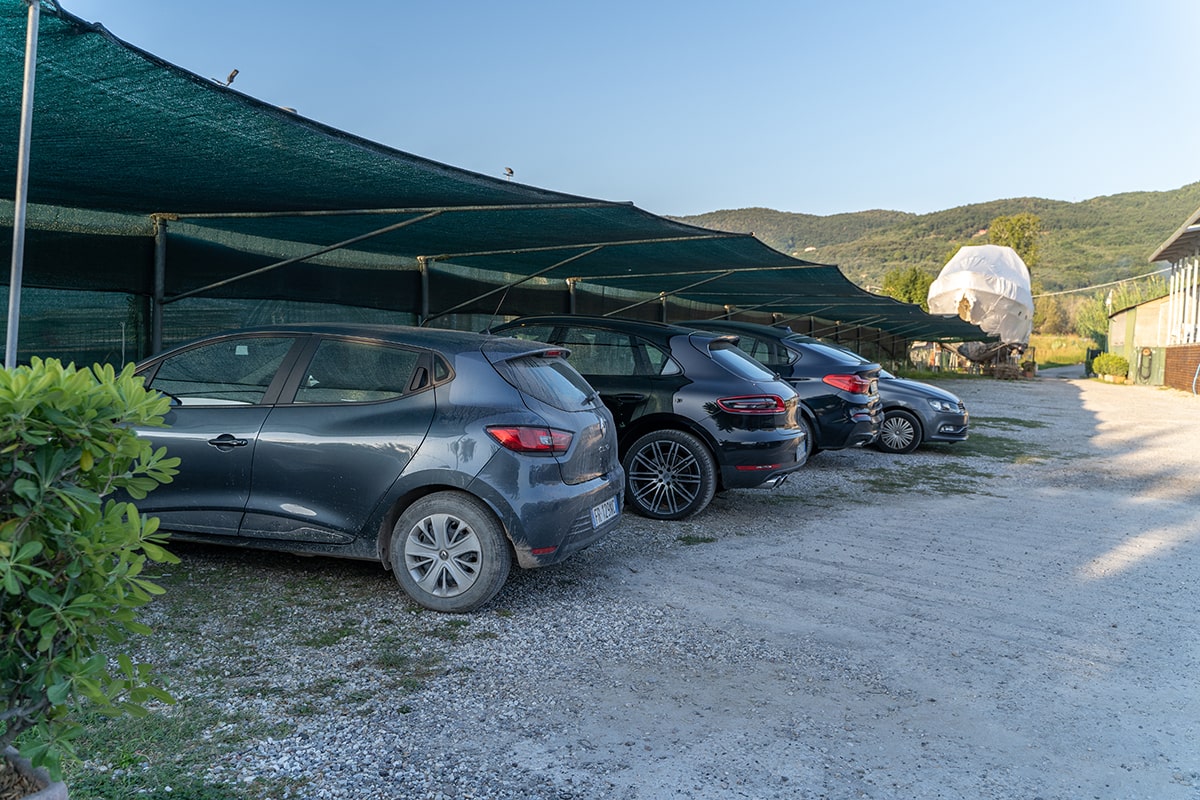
[207,434,249,451]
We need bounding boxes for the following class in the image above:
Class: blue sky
[58,0,1200,218]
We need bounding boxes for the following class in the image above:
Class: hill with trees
[672,182,1200,294]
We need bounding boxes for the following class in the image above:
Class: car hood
[879,376,962,404]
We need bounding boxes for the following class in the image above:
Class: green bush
[1,358,180,778]
[1091,352,1129,378]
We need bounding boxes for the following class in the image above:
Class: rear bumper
[716,429,808,489]
[470,456,625,570]
[816,415,879,449]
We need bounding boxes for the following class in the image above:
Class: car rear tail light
[822,374,873,394]
[717,395,786,414]
[486,426,572,454]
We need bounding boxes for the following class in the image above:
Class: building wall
[1108,295,1171,367]
[1167,255,1200,344]
[1164,344,1200,393]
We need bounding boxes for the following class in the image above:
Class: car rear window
[493,353,596,411]
[708,341,780,382]
[787,338,872,366]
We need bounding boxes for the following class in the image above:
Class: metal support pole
[152,216,167,355]
[418,256,430,325]
[567,278,577,315]
[5,0,39,368]
[659,292,668,323]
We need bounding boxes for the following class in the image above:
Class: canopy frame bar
[159,210,445,304]
[603,271,736,318]
[170,200,629,221]
[421,246,605,326]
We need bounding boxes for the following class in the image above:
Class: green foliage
[1074,292,1110,348]
[988,213,1043,269]
[0,358,180,778]
[1092,352,1129,377]
[1108,275,1169,312]
[1033,294,1070,334]
[671,182,1200,293]
[1028,333,1094,368]
[880,266,935,310]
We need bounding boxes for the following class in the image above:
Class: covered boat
[927,244,1034,346]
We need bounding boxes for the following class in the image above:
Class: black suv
[684,320,882,460]
[488,316,807,520]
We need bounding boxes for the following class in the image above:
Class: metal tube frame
[5,0,39,368]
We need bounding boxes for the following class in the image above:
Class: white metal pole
[5,0,40,368]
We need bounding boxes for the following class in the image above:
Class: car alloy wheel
[622,429,717,520]
[390,492,511,613]
[875,409,922,454]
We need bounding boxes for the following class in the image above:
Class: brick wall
[1164,345,1200,393]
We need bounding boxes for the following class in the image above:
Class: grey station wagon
[132,324,624,613]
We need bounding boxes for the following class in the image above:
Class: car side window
[632,337,679,376]
[149,336,296,405]
[558,328,637,376]
[500,324,555,344]
[294,339,420,404]
[745,335,795,369]
[735,334,771,363]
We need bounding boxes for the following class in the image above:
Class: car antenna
[485,285,514,334]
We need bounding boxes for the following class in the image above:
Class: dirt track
[120,373,1200,800]
[489,373,1200,799]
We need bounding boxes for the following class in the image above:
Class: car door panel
[239,338,436,543]
[135,334,301,535]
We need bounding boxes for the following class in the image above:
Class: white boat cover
[927,245,1034,344]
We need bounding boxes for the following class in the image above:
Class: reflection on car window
[714,334,795,369]
[493,354,594,411]
[294,339,420,404]
[558,328,637,376]
[150,336,295,405]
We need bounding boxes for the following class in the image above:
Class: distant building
[1147,206,1200,391]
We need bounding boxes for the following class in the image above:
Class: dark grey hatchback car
[132,324,624,613]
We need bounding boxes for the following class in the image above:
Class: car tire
[622,429,717,520]
[798,415,819,461]
[875,409,922,454]
[389,492,511,613]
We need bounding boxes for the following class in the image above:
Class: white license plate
[590,495,619,528]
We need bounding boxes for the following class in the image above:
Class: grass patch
[295,619,359,648]
[64,704,302,800]
[677,535,718,545]
[953,432,1049,461]
[54,545,488,798]
[860,463,996,495]
[973,416,1049,430]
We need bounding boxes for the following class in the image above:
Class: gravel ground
[111,372,1200,800]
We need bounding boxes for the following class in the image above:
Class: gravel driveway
[115,373,1200,800]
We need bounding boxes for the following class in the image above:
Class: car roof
[493,315,725,343]
[159,323,532,357]
[684,319,797,341]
